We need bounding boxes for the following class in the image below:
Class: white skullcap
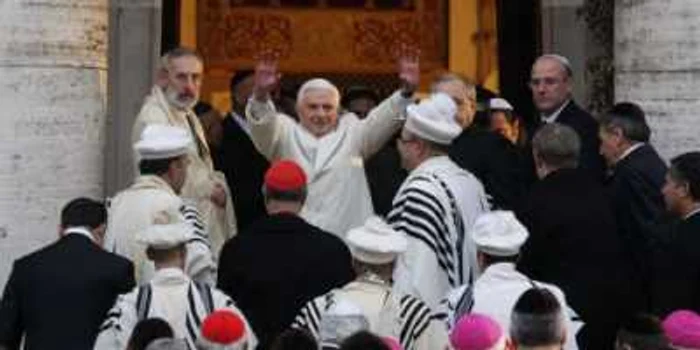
[137,209,193,250]
[471,211,529,257]
[405,92,462,145]
[345,216,407,264]
[489,98,513,111]
[297,78,340,105]
[134,124,192,160]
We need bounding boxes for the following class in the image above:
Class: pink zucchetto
[663,310,700,349]
[450,313,507,350]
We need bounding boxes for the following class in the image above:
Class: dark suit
[217,113,270,233]
[0,232,135,350]
[365,137,407,216]
[652,212,700,316]
[517,168,638,350]
[217,213,355,349]
[449,127,530,210]
[548,101,606,181]
[605,143,667,309]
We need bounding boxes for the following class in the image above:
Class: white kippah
[471,211,529,257]
[345,216,407,264]
[404,92,462,145]
[136,207,193,250]
[489,98,513,111]
[134,124,192,160]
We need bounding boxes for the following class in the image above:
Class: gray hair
[532,123,580,169]
[600,102,650,143]
[510,288,566,346]
[296,78,340,107]
[536,54,573,78]
[159,47,202,72]
[144,338,189,350]
[430,73,476,99]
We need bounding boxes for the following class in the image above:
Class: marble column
[616,0,700,160]
[0,0,109,287]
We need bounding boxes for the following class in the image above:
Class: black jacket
[217,213,355,348]
[605,143,667,307]
[217,113,270,232]
[449,127,530,210]
[652,212,700,316]
[0,234,135,350]
[517,168,638,350]
[548,101,606,181]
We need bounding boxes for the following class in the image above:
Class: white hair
[296,78,340,106]
[536,54,573,78]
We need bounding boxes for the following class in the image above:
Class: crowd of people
[0,46,699,350]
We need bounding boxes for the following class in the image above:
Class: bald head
[530,54,574,116]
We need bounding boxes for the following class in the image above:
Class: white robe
[245,91,411,237]
[104,175,215,284]
[389,156,489,308]
[291,279,449,350]
[94,268,257,350]
[438,263,583,349]
[132,86,236,256]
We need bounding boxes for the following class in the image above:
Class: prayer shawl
[94,268,257,350]
[132,86,237,256]
[104,175,215,284]
[388,156,489,308]
[291,280,449,350]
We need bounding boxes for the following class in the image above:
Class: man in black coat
[516,124,637,350]
[218,70,270,232]
[599,102,667,310]
[217,160,355,348]
[653,152,700,316]
[0,198,135,350]
[439,73,529,210]
[530,54,606,181]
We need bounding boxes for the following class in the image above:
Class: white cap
[471,211,528,257]
[405,92,462,145]
[489,98,513,111]
[136,209,193,250]
[345,216,407,265]
[134,124,192,160]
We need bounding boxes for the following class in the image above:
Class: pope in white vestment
[389,93,489,309]
[245,59,418,237]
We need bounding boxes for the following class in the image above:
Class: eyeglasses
[529,77,564,88]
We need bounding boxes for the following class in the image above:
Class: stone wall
[0,0,109,288]
[616,0,700,160]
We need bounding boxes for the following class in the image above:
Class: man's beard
[164,86,197,110]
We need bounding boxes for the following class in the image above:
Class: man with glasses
[530,54,605,181]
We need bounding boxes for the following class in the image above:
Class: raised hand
[253,51,281,101]
[398,45,420,97]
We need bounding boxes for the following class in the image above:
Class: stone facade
[616,0,700,160]
[0,0,109,288]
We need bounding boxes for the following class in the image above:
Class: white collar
[151,267,190,285]
[63,226,95,242]
[542,99,571,123]
[616,142,644,164]
[230,111,251,136]
[684,206,700,220]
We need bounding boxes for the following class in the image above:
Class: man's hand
[398,47,420,97]
[210,183,227,209]
[252,52,281,102]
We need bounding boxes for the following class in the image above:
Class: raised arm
[245,57,292,160]
[357,55,419,158]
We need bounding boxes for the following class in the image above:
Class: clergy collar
[541,99,571,124]
[615,142,644,165]
[683,206,700,221]
[63,226,95,242]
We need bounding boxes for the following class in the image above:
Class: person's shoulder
[13,239,64,269]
